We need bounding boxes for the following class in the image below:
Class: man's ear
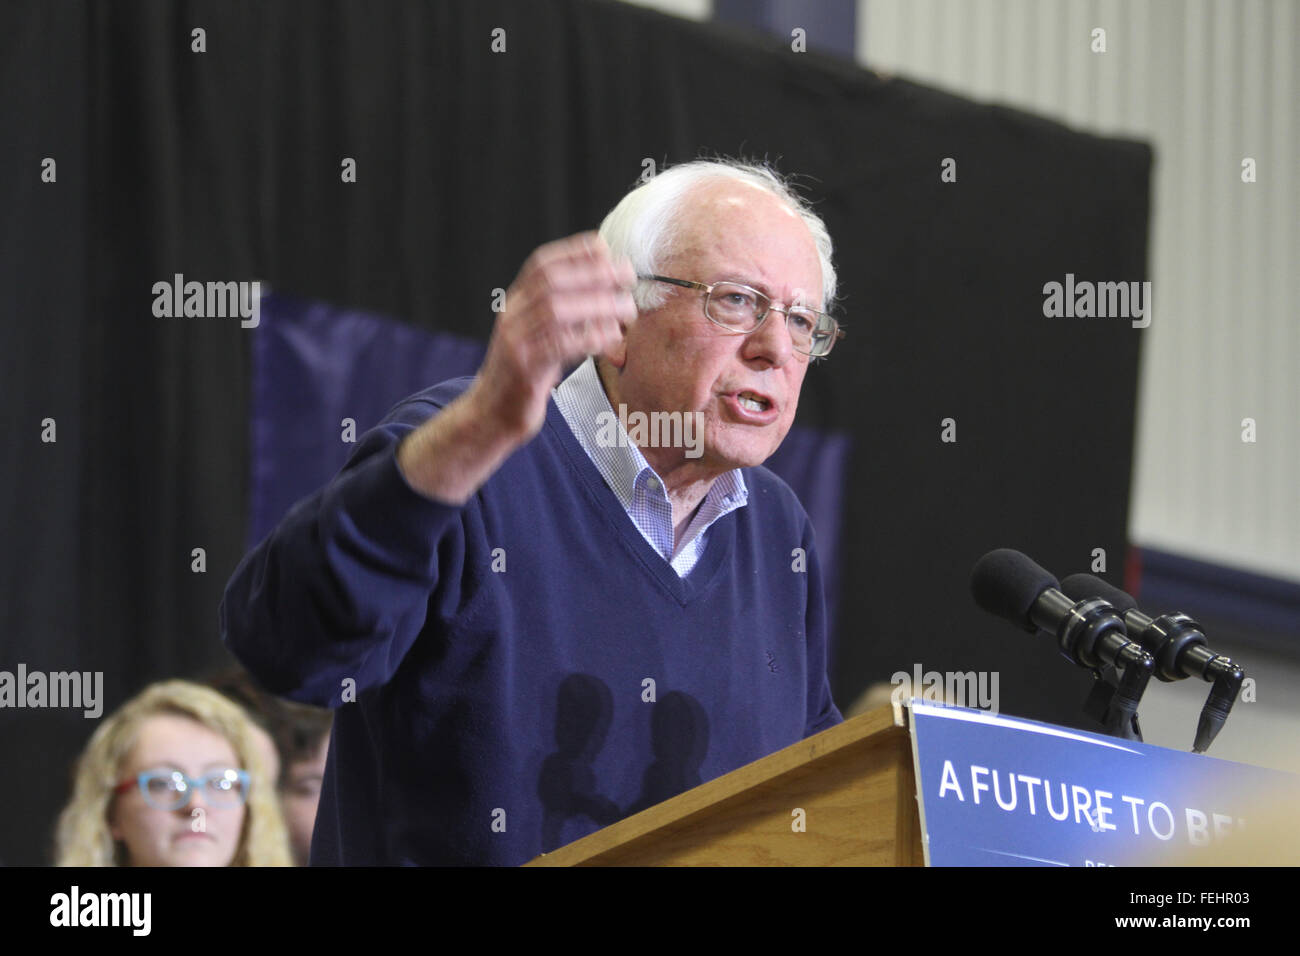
[599,329,628,371]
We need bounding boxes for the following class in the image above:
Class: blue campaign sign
[908,700,1300,866]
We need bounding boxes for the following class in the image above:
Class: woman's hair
[598,158,838,313]
[54,679,293,866]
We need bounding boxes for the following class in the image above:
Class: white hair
[598,159,837,313]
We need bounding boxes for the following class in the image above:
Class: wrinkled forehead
[666,181,823,305]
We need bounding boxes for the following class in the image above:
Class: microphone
[971,549,1146,669]
[1060,573,1245,754]
[971,549,1155,740]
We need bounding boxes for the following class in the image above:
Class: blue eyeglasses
[113,768,250,810]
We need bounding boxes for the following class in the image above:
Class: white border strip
[910,700,1143,754]
[907,706,933,868]
[976,847,1069,866]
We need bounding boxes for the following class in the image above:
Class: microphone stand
[1124,609,1245,753]
[1083,656,1152,741]
[1042,597,1155,742]
[1059,575,1248,753]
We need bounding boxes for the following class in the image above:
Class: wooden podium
[526,705,922,866]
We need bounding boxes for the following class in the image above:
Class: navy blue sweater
[220,377,842,865]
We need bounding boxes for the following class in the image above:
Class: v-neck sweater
[221,376,842,865]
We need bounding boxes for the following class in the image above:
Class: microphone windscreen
[970,548,1059,633]
[1061,573,1137,612]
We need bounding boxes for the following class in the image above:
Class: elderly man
[221,159,846,866]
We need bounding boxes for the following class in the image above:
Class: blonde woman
[55,679,292,866]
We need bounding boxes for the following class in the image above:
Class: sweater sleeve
[219,393,474,707]
[803,519,844,736]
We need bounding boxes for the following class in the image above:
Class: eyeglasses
[113,768,251,811]
[640,275,845,358]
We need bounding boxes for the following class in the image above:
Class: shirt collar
[553,356,749,512]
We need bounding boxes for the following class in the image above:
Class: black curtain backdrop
[1,0,1149,865]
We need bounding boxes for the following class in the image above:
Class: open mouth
[724,389,779,425]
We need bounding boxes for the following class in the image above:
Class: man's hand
[476,231,637,440]
[397,232,637,504]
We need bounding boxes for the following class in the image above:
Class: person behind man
[221,159,847,865]
[272,699,333,866]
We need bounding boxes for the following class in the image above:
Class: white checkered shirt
[552,357,748,577]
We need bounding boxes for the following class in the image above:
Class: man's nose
[743,308,796,366]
